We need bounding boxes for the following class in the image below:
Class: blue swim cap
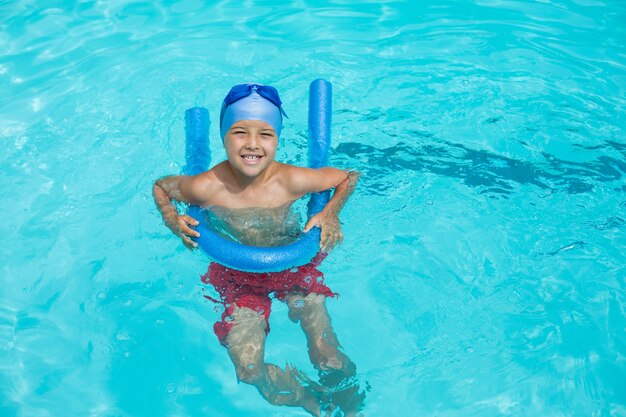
[219,84,287,141]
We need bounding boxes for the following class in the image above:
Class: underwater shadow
[333,136,625,198]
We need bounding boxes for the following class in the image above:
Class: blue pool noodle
[307,79,332,217]
[184,79,332,272]
[184,107,210,175]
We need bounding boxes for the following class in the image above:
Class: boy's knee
[235,362,264,384]
[286,292,325,322]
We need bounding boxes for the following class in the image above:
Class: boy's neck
[227,161,275,190]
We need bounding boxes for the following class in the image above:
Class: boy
[153,84,362,416]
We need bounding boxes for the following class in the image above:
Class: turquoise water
[1,0,625,416]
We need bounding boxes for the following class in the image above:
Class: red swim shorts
[201,253,336,346]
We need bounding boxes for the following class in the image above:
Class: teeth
[243,155,260,160]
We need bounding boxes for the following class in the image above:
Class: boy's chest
[210,183,297,209]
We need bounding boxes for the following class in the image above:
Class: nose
[244,131,260,149]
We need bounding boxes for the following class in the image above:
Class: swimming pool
[1,0,625,416]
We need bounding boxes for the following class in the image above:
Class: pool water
[1,1,625,416]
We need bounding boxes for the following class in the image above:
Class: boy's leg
[284,292,354,374]
[224,304,322,416]
[284,293,365,415]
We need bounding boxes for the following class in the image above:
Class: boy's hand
[174,214,201,250]
[303,212,343,253]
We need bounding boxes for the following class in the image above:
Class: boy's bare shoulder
[183,162,229,206]
[274,163,312,185]
[276,163,347,195]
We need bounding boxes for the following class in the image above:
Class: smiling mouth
[241,155,263,164]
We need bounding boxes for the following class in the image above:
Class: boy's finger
[320,229,328,246]
[326,235,337,252]
[303,219,316,232]
[182,235,198,248]
[333,232,342,249]
[180,215,199,226]
[180,225,201,237]
[177,218,191,231]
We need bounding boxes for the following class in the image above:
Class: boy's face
[223,120,278,178]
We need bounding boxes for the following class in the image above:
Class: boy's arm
[313,170,360,220]
[288,167,360,252]
[152,175,207,250]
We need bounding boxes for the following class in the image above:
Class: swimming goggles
[219,83,288,127]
